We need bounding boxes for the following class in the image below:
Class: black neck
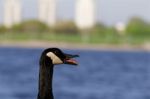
[38,56,54,99]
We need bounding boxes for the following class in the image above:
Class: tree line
[0,17,150,37]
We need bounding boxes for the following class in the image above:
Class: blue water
[0,47,150,99]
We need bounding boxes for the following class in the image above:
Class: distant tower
[75,0,96,29]
[4,0,21,27]
[38,0,56,27]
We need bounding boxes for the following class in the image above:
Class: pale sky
[0,0,150,26]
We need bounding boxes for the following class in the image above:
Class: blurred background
[0,0,149,46]
[0,0,150,99]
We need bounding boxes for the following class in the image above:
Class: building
[38,0,56,27]
[4,0,21,27]
[115,22,126,35]
[75,0,96,29]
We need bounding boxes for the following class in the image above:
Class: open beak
[64,53,79,65]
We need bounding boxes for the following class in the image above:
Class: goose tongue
[64,53,79,65]
[65,58,78,65]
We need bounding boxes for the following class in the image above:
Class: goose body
[37,48,79,99]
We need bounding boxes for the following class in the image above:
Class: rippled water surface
[0,47,150,99]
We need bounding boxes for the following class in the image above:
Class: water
[0,47,150,99]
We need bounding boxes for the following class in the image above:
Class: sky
[0,0,150,26]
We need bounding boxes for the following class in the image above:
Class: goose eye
[54,51,58,54]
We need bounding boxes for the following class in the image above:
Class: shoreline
[0,41,150,52]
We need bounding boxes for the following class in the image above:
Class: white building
[75,0,96,29]
[115,22,126,35]
[38,0,56,27]
[4,0,21,28]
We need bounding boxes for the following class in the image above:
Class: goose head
[42,48,79,65]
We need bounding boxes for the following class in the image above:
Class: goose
[37,48,79,99]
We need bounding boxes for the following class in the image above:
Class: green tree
[54,21,79,34]
[126,17,150,36]
[0,26,7,33]
[92,23,107,35]
[11,20,50,33]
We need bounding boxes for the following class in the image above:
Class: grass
[0,32,149,45]
[0,32,82,43]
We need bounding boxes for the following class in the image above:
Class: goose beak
[64,53,79,65]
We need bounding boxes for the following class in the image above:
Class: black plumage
[37,48,79,99]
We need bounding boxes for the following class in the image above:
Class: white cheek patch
[46,52,63,65]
